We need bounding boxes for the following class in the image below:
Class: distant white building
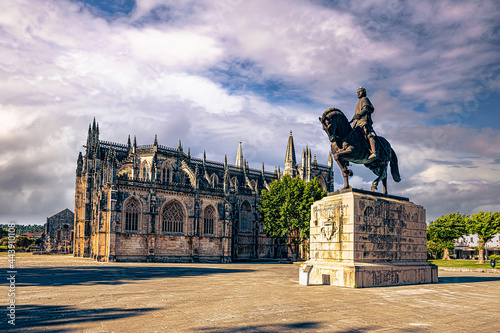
[454,234,500,259]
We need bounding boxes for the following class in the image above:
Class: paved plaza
[3,253,500,332]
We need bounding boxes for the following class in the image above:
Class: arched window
[240,201,252,232]
[204,206,216,235]
[162,166,171,184]
[124,198,140,232]
[316,176,327,191]
[141,162,150,181]
[231,177,239,188]
[211,174,218,187]
[162,201,184,233]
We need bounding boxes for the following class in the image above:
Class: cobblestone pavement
[2,253,500,332]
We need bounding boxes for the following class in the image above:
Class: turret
[283,130,297,177]
[235,141,244,169]
[223,166,230,196]
[76,152,83,177]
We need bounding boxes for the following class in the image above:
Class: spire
[223,165,230,196]
[127,135,131,151]
[283,130,297,177]
[224,154,227,169]
[154,134,158,146]
[235,141,244,169]
[133,136,137,154]
[178,139,182,152]
[313,154,317,166]
[285,130,296,165]
[187,147,191,159]
[76,152,83,177]
[92,117,96,131]
[261,162,265,175]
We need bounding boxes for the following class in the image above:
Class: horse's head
[319,107,348,144]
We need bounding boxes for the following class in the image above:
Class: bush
[489,255,500,261]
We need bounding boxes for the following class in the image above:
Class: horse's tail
[390,148,401,182]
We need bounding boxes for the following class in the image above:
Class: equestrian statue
[319,87,401,194]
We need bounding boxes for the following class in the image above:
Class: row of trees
[427,211,500,263]
[0,224,44,235]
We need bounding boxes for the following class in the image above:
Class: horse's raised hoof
[347,170,353,177]
[371,184,377,192]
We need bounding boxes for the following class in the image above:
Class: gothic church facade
[74,120,334,262]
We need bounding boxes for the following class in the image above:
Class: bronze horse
[319,107,401,194]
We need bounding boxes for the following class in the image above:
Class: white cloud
[0,0,499,224]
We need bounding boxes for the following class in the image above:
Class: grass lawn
[429,259,498,270]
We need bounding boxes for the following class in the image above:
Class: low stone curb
[438,267,500,274]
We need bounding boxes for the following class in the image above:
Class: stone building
[74,119,334,262]
[41,208,75,253]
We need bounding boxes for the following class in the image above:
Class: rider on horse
[351,87,377,160]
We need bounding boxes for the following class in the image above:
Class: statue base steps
[305,260,437,288]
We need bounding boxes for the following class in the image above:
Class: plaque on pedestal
[301,188,438,288]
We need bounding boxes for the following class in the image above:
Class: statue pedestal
[302,188,438,288]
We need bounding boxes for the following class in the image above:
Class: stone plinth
[302,188,438,288]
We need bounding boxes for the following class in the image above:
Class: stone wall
[42,208,75,253]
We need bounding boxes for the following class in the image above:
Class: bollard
[491,259,496,268]
[299,265,313,286]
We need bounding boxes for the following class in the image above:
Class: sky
[1,0,499,225]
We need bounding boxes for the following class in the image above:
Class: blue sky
[0,0,499,224]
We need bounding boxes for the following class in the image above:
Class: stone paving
[2,253,500,332]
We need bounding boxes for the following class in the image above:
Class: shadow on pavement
[6,304,159,333]
[438,275,500,284]
[16,266,254,287]
[196,321,322,332]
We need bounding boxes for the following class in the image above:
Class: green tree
[466,211,500,264]
[258,175,325,260]
[426,239,444,259]
[427,213,467,260]
[15,236,32,249]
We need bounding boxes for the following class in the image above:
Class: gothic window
[211,174,218,187]
[162,201,184,233]
[162,167,171,184]
[141,161,150,181]
[316,176,327,190]
[240,201,252,232]
[204,206,215,235]
[124,198,140,232]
